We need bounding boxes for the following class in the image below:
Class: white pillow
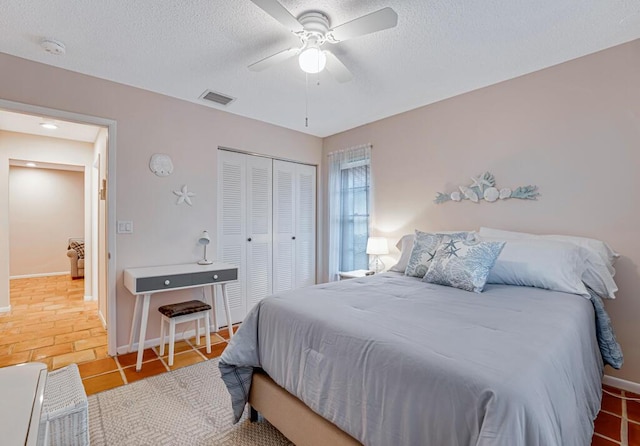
[479,227,618,298]
[389,234,415,273]
[482,238,590,298]
[582,253,618,299]
[479,227,619,273]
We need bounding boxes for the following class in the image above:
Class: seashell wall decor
[435,172,539,204]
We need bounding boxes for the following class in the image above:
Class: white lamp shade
[198,230,211,245]
[366,237,388,256]
[298,47,327,74]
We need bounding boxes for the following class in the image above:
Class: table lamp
[366,237,388,273]
[198,230,213,265]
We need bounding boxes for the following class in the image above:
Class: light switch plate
[117,220,133,234]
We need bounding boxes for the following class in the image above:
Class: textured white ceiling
[0,1,639,137]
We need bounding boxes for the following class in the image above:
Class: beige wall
[9,166,84,277]
[323,39,640,382]
[0,53,323,348]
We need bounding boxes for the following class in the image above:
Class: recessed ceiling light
[40,122,58,130]
[25,162,37,167]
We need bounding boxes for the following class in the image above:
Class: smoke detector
[41,38,66,55]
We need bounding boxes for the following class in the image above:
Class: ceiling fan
[248,0,398,83]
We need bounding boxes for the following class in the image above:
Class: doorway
[0,99,117,358]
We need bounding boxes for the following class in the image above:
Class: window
[339,160,370,271]
[327,144,371,280]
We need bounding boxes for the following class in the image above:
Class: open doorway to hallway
[0,108,111,370]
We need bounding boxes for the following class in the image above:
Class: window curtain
[327,144,372,282]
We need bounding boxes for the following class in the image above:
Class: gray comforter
[220,273,604,446]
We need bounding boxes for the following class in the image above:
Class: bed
[220,272,608,446]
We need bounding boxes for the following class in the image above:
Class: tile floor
[0,275,636,443]
[1,275,108,370]
[77,335,232,395]
[593,385,640,446]
[1,274,237,396]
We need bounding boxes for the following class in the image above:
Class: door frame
[0,99,118,356]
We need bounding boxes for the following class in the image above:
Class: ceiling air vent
[199,89,235,106]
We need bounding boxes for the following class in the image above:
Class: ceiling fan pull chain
[305,72,309,128]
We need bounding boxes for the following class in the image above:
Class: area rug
[88,358,292,445]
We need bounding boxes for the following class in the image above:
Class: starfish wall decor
[435,172,539,204]
[173,185,195,206]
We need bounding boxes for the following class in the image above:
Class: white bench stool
[159,300,212,366]
[38,363,89,446]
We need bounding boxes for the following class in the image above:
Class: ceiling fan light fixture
[298,46,326,74]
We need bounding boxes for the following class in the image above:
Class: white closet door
[246,155,273,312]
[272,160,296,293]
[295,163,316,288]
[217,151,247,324]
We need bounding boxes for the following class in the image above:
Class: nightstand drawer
[136,274,192,292]
[191,268,238,285]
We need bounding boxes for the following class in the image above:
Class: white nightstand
[338,269,375,280]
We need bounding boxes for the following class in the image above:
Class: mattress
[220,272,604,446]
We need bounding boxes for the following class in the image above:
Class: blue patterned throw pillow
[422,239,505,293]
[404,231,441,278]
[404,231,470,278]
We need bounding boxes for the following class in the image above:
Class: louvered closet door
[217,151,247,324]
[295,163,316,288]
[246,155,273,312]
[273,160,297,293]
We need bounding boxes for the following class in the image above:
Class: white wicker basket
[39,363,89,446]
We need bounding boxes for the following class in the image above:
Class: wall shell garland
[435,172,539,204]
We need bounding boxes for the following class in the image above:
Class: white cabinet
[218,151,316,323]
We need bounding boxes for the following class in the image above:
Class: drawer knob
[213,274,218,280]
[164,280,171,286]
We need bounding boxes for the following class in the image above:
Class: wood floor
[0,275,635,444]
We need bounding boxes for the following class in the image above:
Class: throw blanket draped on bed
[220,273,614,446]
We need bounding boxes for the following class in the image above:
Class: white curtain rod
[327,143,373,156]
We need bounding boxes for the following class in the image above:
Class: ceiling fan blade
[328,7,398,42]
[249,47,299,72]
[325,51,353,83]
[250,0,304,32]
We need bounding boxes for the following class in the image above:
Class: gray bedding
[220,273,604,446]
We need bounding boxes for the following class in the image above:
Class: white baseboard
[603,375,640,394]
[84,295,95,302]
[0,305,11,313]
[117,327,209,356]
[98,310,107,330]
[10,271,70,280]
